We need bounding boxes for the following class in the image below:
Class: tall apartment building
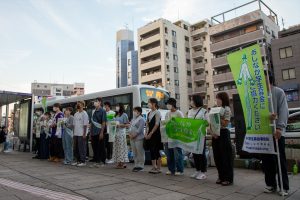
[138,19,192,113]
[271,25,300,108]
[209,0,279,106]
[190,20,214,108]
[116,29,135,88]
[127,50,139,86]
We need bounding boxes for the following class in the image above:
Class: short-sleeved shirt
[91,108,107,136]
[74,111,89,136]
[165,110,184,121]
[115,113,129,130]
[188,107,207,120]
[51,112,64,136]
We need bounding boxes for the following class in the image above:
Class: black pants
[35,138,40,157]
[91,135,106,163]
[49,136,64,159]
[193,139,207,172]
[39,132,49,159]
[104,134,113,160]
[262,136,289,190]
[74,136,86,163]
[212,129,233,182]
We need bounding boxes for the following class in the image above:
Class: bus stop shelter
[0,90,34,151]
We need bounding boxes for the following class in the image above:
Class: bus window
[140,88,169,110]
[287,112,300,132]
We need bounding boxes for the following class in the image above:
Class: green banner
[41,96,47,112]
[166,117,208,154]
[227,44,274,154]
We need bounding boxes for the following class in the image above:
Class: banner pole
[265,69,284,197]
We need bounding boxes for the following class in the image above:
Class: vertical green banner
[41,96,47,112]
[227,44,274,154]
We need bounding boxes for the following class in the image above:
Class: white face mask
[53,107,57,112]
[94,101,100,107]
[116,106,120,112]
[148,103,152,109]
[167,104,172,110]
[133,112,138,117]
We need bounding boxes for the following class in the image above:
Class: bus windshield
[140,88,169,110]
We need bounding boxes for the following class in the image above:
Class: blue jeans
[165,144,184,174]
[62,129,73,163]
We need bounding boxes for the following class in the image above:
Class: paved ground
[0,151,299,200]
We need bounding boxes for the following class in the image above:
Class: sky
[0,0,299,94]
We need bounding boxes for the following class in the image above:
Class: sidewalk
[0,151,299,200]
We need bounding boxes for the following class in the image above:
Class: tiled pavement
[0,151,299,200]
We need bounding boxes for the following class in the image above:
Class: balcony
[210,30,264,53]
[194,86,207,94]
[191,27,208,36]
[140,46,161,59]
[192,51,204,59]
[194,73,206,83]
[191,39,203,47]
[140,59,161,70]
[214,89,237,99]
[140,34,161,47]
[213,72,234,85]
[211,46,267,69]
[141,72,163,83]
[193,62,205,71]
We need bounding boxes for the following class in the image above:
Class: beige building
[138,19,193,113]
[209,0,279,106]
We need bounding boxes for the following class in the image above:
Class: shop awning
[0,90,32,106]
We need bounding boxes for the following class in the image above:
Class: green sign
[227,44,274,154]
[166,117,208,154]
[41,96,47,112]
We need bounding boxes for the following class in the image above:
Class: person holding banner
[90,98,107,167]
[262,73,289,196]
[113,103,130,169]
[129,107,146,172]
[211,92,233,186]
[145,98,163,174]
[163,98,184,176]
[188,95,208,180]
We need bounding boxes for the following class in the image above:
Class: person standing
[129,107,146,172]
[104,101,115,164]
[90,98,107,167]
[262,73,289,196]
[188,95,208,180]
[33,109,43,158]
[163,98,184,176]
[211,92,233,186]
[40,112,51,159]
[72,101,89,167]
[113,103,130,169]
[145,98,163,174]
[49,103,64,162]
[62,107,74,165]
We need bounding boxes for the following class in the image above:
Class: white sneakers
[106,159,114,164]
[190,171,207,180]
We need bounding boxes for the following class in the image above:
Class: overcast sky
[0,0,299,94]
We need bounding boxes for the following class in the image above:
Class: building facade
[31,82,85,97]
[138,19,193,113]
[209,0,279,107]
[116,29,135,88]
[127,50,139,86]
[271,25,300,108]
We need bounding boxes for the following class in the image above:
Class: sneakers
[77,162,86,167]
[106,159,114,164]
[166,171,173,175]
[71,162,78,166]
[278,190,289,196]
[132,167,144,172]
[264,186,276,193]
[190,171,200,178]
[63,161,71,165]
[175,172,184,176]
[196,172,207,180]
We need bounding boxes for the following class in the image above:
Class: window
[184,24,188,30]
[204,47,207,52]
[286,91,299,102]
[172,42,177,48]
[167,78,170,84]
[165,39,169,46]
[206,83,209,87]
[265,25,270,34]
[37,85,40,88]
[174,80,179,86]
[166,52,169,59]
[280,47,293,59]
[128,59,131,66]
[172,30,176,36]
[188,82,192,88]
[186,59,191,64]
[185,47,190,53]
[167,65,170,72]
[173,55,178,61]
[187,70,191,76]
[185,36,189,41]
[175,93,180,99]
[207,95,210,101]
[282,68,296,80]
[165,27,168,34]
[174,67,178,73]
[128,72,131,79]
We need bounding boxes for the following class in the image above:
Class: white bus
[34,85,170,121]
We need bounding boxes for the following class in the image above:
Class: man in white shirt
[73,101,89,167]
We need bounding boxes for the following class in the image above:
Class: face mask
[167,104,172,110]
[148,103,152,109]
[190,101,195,108]
[94,101,99,107]
[53,107,57,112]
[133,112,138,117]
[116,106,120,112]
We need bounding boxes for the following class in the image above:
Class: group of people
[0,126,14,153]
[31,73,290,196]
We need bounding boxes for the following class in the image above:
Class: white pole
[29,94,34,152]
[265,69,284,197]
